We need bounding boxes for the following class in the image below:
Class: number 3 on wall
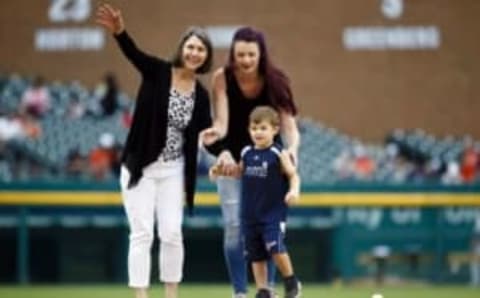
[49,0,91,22]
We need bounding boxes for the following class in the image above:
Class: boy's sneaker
[255,288,273,298]
[233,293,247,298]
[284,276,302,298]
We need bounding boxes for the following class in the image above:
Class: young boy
[210,106,302,298]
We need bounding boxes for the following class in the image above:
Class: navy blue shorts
[244,221,287,262]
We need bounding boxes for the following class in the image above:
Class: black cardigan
[114,31,212,214]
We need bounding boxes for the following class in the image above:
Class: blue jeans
[217,177,276,294]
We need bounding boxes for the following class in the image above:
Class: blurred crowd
[331,133,479,185]
[0,73,479,185]
[0,72,132,182]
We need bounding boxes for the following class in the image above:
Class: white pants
[120,162,185,287]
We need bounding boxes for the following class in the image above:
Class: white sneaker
[233,293,247,298]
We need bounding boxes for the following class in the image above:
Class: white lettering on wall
[343,0,441,50]
[444,207,480,225]
[36,0,103,51]
[346,208,383,230]
[391,208,421,225]
[35,28,104,51]
[343,26,440,50]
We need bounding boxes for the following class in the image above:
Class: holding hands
[215,150,239,177]
[208,150,241,180]
[200,129,242,180]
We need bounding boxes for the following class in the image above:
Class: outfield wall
[1,183,479,284]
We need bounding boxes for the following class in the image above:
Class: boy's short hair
[249,106,280,127]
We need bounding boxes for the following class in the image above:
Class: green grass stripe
[0,284,479,298]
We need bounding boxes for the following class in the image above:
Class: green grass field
[0,284,478,298]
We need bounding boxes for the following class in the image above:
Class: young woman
[96,3,220,298]
[206,27,300,298]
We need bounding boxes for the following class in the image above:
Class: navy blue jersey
[241,144,289,225]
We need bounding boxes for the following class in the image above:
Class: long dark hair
[172,27,213,74]
[226,27,297,115]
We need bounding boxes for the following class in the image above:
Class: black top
[207,67,275,161]
[114,31,212,214]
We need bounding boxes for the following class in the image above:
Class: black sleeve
[114,31,165,75]
[205,139,226,157]
[199,91,213,131]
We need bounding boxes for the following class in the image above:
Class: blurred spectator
[93,72,119,117]
[332,149,354,180]
[352,144,376,180]
[20,76,51,118]
[423,157,446,181]
[17,112,42,139]
[121,106,133,128]
[0,113,24,141]
[0,112,21,176]
[66,148,87,178]
[441,161,462,185]
[110,143,123,178]
[372,245,391,285]
[0,112,41,141]
[391,157,416,183]
[461,144,478,183]
[88,132,116,181]
[0,112,28,180]
[65,94,86,120]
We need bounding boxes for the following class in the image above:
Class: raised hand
[95,3,125,35]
